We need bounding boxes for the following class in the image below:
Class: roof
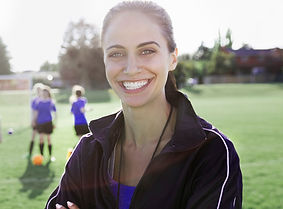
[224,47,283,57]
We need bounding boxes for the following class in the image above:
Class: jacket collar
[89,110,124,158]
[88,91,206,158]
[164,91,206,152]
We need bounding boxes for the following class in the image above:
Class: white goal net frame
[0,74,33,142]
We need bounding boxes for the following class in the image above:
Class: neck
[122,99,174,147]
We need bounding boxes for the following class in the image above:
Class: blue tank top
[110,179,136,209]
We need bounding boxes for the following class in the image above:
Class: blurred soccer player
[70,85,89,140]
[28,83,43,157]
[33,85,57,161]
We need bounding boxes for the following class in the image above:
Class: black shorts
[74,124,89,136]
[37,121,53,134]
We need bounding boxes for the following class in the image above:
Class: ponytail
[165,71,179,107]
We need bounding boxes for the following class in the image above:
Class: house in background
[223,46,283,82]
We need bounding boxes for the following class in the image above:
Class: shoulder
[197,116,240,162]
[49,100,56,108]
[184,117,242,208]
[81,97,87,102]
[32,97,38,102]
[71,100,78,106]
[76,97,87,103]
[77,132,97,147]
[70,133,100,160]
[191,117,241,191]
[73,98,86,106]
[89,112,119,125]
[198,117,232,146]
[32,97,40,107]
[89,111,122,134]
[73,111,122,146]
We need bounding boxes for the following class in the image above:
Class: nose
[124,54,141,75]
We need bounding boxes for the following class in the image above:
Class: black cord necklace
[116,105,173,209]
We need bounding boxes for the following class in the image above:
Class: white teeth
[123,80,148,90]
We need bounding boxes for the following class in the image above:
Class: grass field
[0,83,282,209]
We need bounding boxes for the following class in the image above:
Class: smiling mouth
[122,79,150,90]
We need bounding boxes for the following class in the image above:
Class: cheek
[105,61,122,82]
[105,67,113,84]
[146,56,170,75]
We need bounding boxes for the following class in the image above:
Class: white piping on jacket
[46,173,64,208]
[233,196,236,208]
[203,128,230,209]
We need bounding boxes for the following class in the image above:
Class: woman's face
[103,11,177,108]
[42,90,49,99]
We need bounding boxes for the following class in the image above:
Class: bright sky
[0,0,283,72]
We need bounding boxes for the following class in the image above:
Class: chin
[121,98,148,108]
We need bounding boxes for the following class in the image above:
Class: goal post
[0,116,2,143]
[0,74,33,140]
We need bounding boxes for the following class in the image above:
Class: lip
[118,78,153,93]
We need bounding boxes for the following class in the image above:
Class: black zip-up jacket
[45,92,242,209]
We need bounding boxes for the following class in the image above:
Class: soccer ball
[8,128,14,135]
[32,154,44,166]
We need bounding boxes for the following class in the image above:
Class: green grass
[0,84,283,209]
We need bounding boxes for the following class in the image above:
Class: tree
[40,61,58,72]
[174,61,188,88]
[178,53,191,61]
[176,30,238,84]
[198,30,236,75]
[193,42,212,61]
[207,43,236,75]
[59,19,108,89]
[224,29,233,49]
[175,56,200,87]
[0,37,11,75]
[189,43,212,83]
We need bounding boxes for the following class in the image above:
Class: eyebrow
[137,41,160,48]
[106,41,160,51]
[106,44,124,51]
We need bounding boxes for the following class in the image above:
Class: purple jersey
[31,97,41,110]
[35,99,56,124]
[71,97,88,125]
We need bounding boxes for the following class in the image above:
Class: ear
[169,48,178,71]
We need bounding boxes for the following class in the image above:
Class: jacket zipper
[128,149,171,209]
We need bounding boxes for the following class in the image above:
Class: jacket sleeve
[45,140,84,209]
[186,132,242,209]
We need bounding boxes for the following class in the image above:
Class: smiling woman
[103,10,177,108]
[45,1,242,209]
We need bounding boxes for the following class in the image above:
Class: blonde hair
[70,85,85,103]
[32,83,44,96]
